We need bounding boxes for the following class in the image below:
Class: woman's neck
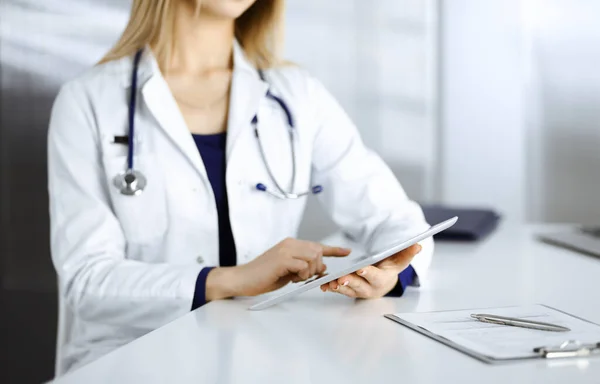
[168,3,235,75]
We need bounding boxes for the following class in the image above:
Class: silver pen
[470,313,571,332]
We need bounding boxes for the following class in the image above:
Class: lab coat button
[196,256,204,264]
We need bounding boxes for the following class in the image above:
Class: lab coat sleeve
[47,81,203,329]
[307,76,434,283]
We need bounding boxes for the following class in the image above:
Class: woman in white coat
[48,0,433,375]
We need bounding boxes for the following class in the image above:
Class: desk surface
[52,224,600,384]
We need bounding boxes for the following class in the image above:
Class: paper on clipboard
[385,304,600,363]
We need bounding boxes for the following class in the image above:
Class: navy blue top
[190,133,235,311]
[190,132,416,309]
[191,133,237,268]
[388,265,416,297]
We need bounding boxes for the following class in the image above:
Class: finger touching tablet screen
[248,216,458,311]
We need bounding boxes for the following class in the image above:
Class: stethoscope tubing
[128,50,144,170]
[118,49,322,199]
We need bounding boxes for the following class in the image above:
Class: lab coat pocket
[104,154,168,244]
[248,183,308,239]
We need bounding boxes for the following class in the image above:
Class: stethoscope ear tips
[255,182,324,199]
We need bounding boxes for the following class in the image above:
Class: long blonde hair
[99,0,285,70]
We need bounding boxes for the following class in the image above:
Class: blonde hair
[99,0,285,70]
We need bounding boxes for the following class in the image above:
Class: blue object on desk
[421,205,501,241]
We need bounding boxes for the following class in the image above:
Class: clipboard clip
[534,340,600,359]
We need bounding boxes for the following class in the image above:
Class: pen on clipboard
[470,313,571,332]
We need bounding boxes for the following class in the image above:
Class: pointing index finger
[320,245,351,257]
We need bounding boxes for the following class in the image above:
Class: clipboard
[384,304,600,364]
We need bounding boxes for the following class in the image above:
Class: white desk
[52,224,600,384]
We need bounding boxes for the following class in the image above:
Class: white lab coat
[47,41,433,375]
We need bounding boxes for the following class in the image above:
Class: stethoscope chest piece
[113,170,147,196]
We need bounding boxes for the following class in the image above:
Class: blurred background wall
[1,0,599,382]
[523,0,600,226]
[438,0,600,225]
[439,0,527,222]
[287,0,440,240]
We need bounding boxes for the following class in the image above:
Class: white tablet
[248,216,458,310]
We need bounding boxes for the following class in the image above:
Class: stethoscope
[114,49,323,199]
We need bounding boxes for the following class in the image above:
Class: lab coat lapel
[138,52,208,180]
[226,41,269,160]
[133,43,267,179]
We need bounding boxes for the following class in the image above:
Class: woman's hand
[206,238,351,300]
[319,244,422,299]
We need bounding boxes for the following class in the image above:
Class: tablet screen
[249,216,458,310]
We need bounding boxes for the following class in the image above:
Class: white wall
[439,0,600,225]
[438,0,527,222]
[524,0,600,225]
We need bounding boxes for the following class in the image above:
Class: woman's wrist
[205,266,244,301]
